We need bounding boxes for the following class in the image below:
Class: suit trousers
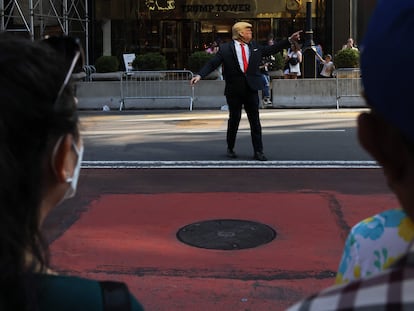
[226,86,263,153]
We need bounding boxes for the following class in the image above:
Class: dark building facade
[92,0,377,69]
[0,0,376,69]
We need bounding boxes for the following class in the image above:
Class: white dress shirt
[234,40,250,72]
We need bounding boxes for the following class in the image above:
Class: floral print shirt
[335,208,414,284]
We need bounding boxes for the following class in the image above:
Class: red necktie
[240,43,248,73]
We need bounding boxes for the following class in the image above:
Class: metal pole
[39,0,44,37]
[351,0,357,43]
[85,0,89,65]
[332,0,335,54]
[303,0,314,49]
[0,0,4,31]
[29,0,35,41]
[302,0,317,78]
[63,0,68,35]
[349,0,353,39]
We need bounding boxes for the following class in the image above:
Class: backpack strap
[99,281,132,311]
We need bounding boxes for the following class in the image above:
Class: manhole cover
[176,219,276,250]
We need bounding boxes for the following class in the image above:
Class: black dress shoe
[254,151,267,161]
[227,148,237,158]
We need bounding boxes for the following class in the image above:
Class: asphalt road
[79,108,375,167]
[43,108,396,311]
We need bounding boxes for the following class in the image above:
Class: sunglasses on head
[42,36,85,107]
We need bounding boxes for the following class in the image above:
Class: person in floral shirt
[335,208,414,284]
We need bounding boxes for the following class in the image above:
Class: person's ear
[52,134,75,183]
[358,112,405,181]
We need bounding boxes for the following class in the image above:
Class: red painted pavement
[49,191,397,310]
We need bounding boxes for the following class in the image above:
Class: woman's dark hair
[0,33,79,310]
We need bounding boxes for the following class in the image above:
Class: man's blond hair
[232,22,252,40]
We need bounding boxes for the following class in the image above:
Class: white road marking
[82,129,346,135]
[81,160,379,169]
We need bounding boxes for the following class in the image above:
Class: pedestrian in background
[342,37,358,50]
[284,42,302,79]
[317,53,335,78]
[205,41,223,80]
[314,41,324,72]
[259,37,275,107]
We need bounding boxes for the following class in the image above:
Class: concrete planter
[271,78,365,108]
[75,77,366,110]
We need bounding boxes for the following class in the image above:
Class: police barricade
[119,70,195,111]
[335,68,362,109]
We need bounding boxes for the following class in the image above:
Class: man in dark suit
[190,22,302,161]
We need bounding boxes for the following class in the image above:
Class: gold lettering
[182,3,251,13]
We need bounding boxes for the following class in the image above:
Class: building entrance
[159,19,274,69]
[160,19,234,69]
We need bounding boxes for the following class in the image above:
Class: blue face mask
[63,142,84,199]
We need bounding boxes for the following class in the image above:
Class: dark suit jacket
[198,39,290,96]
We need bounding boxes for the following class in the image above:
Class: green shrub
[132,53,167,70]
[271,52,285,71]
[187,51,214,73]
[94,56,120,73]
[334,49,360,68]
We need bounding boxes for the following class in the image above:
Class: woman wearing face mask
[0,33,144,311]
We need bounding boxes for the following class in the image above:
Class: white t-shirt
[320,61,335,77]
[286,51,301,75]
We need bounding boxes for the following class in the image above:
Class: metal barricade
[83,65,96,81]
[335,68,362,109]
[120,70,195,111]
